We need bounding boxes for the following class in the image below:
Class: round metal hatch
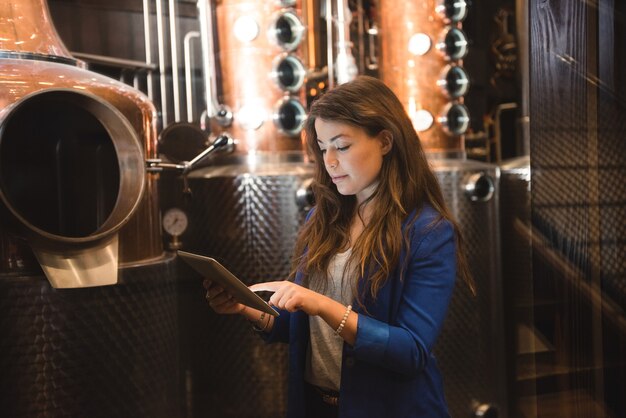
[0,89,145,243]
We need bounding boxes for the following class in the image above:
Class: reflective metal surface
[436,0,468,23]
[437,27,469,61]
[0,0,72,59]
[0,255,179,417]
[0,0,163,282]
[439,64,470,98]
[171,154,314,418]
[213,0,307,154]
[378,0,469,155]
[430,158,507,418]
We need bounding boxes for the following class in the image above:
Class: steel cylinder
[431,158,507,418]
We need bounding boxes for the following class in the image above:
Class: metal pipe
[334,0,357,84]
[145,133,234,174]
[70,52,158,70]
[325,0,334,89]
[155,0,169,126]
[304,0,319,70]
[168,0,181,122]
[516,0,529,156]
[356,0,365,72]
[142,0,154,101]
[197,0,218,119]
[494,102,518,162]
[185,133,233,171]
[184,31,200,123]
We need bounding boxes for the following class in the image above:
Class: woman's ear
[379,130,393,155]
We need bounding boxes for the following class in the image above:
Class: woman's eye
[337,145,350,152]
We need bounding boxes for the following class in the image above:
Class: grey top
[304,249,354,391]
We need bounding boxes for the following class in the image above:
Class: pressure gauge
[163,208,188,250]
[162,208,188,237]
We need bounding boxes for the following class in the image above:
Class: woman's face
[315,118,390,204]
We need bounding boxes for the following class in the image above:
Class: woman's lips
[332,175,347,183]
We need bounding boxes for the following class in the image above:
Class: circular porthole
[437,65,470,98]
[436,0,468,23]
[273,97,306,136]
[438,103,470,136]
[271,54,307,92]
[436,27,469,61]
[269,10,305,51]
[464,173,495,202]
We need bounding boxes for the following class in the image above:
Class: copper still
[378,0,470,156]
[0,2,179,416]
[206,0,308,155]
[0,0,162,287]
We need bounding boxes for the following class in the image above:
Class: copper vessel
[212,0,308,155]
[378,0,470,156]
[0,0,162,286]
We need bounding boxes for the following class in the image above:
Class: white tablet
[177,250,279,317]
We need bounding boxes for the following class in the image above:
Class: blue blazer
[263,205,456,418]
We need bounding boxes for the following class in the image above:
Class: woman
[204,75,473,418]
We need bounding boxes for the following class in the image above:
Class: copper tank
[212,0,308,156]
[378,0,470,156]
[0,0,162,286]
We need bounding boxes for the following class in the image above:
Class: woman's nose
[324,150,337,169]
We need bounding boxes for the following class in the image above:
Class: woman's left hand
[249,281,327,316]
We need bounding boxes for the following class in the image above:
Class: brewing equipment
[0,0,178,415]
[432,160,506,418]
[161,2,314,417]
[171,154,313,418]
[200,0,309,153]
[378,0,470,156]
[0,1,163,283]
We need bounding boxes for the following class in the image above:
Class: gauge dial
[162,208,189,236]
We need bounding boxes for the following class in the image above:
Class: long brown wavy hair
[290,76,475,302]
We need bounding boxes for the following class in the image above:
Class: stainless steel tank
[168,2,313,416]
[498,156,531,417]
[0,1,178,415]
[170,153,313,418]
[431,158,507,418]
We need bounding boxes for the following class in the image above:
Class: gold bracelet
[335,304,352,335]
